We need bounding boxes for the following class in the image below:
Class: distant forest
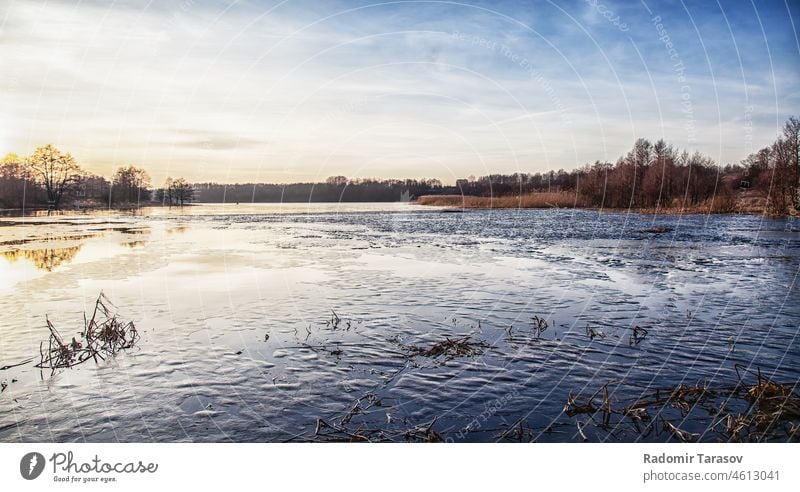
[195,116,799,215]
[1,116,797,214]
[193,177,443,203]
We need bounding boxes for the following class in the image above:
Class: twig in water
[629,325,648,345]
[35,292,140,373]
[576,420,588,442]
[663,419,698,442]
[531,316,548,338]
[586,325,605,340]
[0,358,35,371]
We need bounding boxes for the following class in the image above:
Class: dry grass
[637,196,740,215]
[416,192,584,209]
[286,308,797,442]
[407,335,488,360]
[742,370,800,433]
[567,369,800,442]
[636,190,780,215]
[417,189,788,215]
[312,415,444,443]
[36,292,140,373]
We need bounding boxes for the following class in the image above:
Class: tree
[782,116,800,208]
[26,144,80,209]
[75,172,111,202]
[325,176,348,186]
[622,138,652,207]
[768,137,794,214]
[159,177,174,205]
[112,165,151,204]
[0,153,34,208]
[162,177,194,206]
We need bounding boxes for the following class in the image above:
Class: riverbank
[0,201,193,217]
[416,190,794,216]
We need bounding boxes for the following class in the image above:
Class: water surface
[0,204,798,442]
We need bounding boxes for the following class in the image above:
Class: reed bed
[36,292,140,373]
[562,368,800,442]
[416,192,585,209]
[12,297,797,443]
[417,190,770,215]
[406,335,488,360]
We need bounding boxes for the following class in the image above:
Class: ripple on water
[0,208,797,442]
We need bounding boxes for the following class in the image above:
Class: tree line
[451,116,799,214]
[0,145,194,209]
[194,117,798,213]
[193,177,444,203]
[2,116,797,213]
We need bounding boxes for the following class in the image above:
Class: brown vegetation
[417,191,583,209]
[406,335,488,360]
[564,368,800,442]
[418,116,799,216]
[290,308,798,443]
[36,292,140,373]
[416,189,760,214]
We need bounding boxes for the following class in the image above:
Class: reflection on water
[122,240,149,249]
[0,233,97,247]
[118,227,151,248]
[167,224,189,234]
[0,202,424,220]
[2,245,83,271]
[0,225,151,291]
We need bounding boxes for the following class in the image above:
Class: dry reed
[416,192,585,209]
[36,292,140,373]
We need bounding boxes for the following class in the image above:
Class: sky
[1,0,798,185]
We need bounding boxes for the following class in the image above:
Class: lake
[0,203,798,442]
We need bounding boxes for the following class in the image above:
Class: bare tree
[112,165,151,205]
[325,176,348,186]
[26,144,80,209]
[768,137,794,215]
[0,153,34,208]
[782,116,800,208]
[160,177,193,206]
[161,177,174,205]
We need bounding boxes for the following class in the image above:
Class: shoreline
[415,194,797,217]
[0,202,193,216]
[2,198,797,218]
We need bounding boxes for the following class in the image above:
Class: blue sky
[1,0,798,184]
